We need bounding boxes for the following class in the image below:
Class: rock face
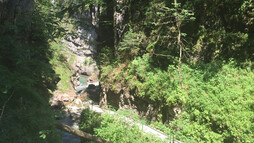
[99,87,160,122]
[62,8,100,90]
[98,1,179,122]
[113,0,129,49]
[99,86,180,122]
[51,3,102,118]
[70,55,99,88]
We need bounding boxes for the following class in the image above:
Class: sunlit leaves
[39,130,50,139]
[101,56,254,142]
[118,29,142,61]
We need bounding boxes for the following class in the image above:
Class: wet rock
[88,81,99,87]
[74,98,83,105]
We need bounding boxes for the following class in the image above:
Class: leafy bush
[79,108,164,143]
[100,55,254,142]
[98,0,254,142]
[98,46,115,66]
[94,113,164,143]
[79,108,102,134]
[0,87,61,143]
[174,61,254,142]
[0,0,65,142]
[118,29,142,61]
[49,41,73,91]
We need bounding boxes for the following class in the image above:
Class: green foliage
[0,0,65,142]
[132,0,195,67]
[98,0,254,142]
[240,0,254,26]
[173,61,254,142]
[117,109,140,121]
[94,112,164,143]
[150,121,195,143]
[83,0,254,142]
[79,108,102,134]
[100,54,254,142]
[120,0,254,65]
[98,46,115,66]
[33,0,65,41]
[39,130,51,139]
[49,41,73,91]
[57,0,104,16]
[185,0,254,62]
[79,108,165,143]
[0,88,61,143]
[118,29,142,61]
[52,110,67,120]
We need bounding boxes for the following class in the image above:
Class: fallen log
[56,122,111,143]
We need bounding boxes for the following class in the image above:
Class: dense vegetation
[98,0,254,142]
[79,108,166,143]
[0,0,70,142]
[0,0,253,142]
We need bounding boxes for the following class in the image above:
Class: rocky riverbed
[51,89,94,143]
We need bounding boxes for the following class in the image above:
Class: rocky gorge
[49,6,102,142]
[49,3,173,142]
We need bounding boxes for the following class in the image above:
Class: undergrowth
[100,54,254,142]
[49,41,73,91]
[79,108,166,143]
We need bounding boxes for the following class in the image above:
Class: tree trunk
[113,0,129,56]
[99,87,108,108]
[174,0,183,88]
[56,122,111,143]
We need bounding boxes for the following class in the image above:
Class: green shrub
[100,56,254,142]
[174,61,254,143]
[94,113,164,143]
[49,42,73,91]
[0,0,65,142]
[79,108,164,143]
[0,87,61,143]
[79,108,102,134]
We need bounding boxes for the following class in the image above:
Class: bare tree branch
[152,52,175,59]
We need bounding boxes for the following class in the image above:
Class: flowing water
[79,75,89,86]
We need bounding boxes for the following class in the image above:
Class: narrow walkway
[88,104,181,143]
